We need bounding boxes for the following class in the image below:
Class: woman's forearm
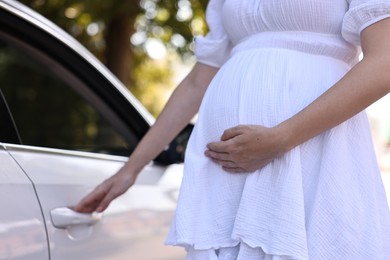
[205,19,390,174]
[276,19,390,152]
[75,63,218,213]
[124,63,218,175]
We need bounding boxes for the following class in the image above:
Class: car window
[0,36,131,156]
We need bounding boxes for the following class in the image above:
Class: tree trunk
[105,14,135,88]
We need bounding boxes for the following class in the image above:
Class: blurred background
[18,0,209,117]
[17,0,389,183]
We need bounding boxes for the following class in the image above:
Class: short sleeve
[195,0,232,68]
[342,0,390,46]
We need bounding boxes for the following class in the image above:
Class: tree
[19,0,209,115]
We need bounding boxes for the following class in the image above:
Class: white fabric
[166,0,390,259]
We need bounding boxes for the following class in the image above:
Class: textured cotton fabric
[165,1,390,259]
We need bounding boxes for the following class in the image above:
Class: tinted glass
[0,37,130,155]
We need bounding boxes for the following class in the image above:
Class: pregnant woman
[76,0,390,259]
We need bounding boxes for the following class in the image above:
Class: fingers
[209,157,235,167]
[75,171,136,213]
[210,156,254,173]
[206,137,239,170]
[208,125,247,152]
[74,197,101,213]
[74,190,114,213]
[206,141,228,153]
[204,148,230,161]
[95,188,122,213]
[206,124,276,173]
[206,150,248,172]
[222,166,247,173]
[74,185,109,213]
[220,126,243,141]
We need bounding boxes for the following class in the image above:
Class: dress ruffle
[186,242,295,260]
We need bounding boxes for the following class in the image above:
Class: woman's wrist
[272,121,297,154]
[122,156,145,178]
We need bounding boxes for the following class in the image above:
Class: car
[0,0,189,259]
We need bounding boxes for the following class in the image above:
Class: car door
[0,1,185,259]
[0,143,49,259]
[4,146,183,260]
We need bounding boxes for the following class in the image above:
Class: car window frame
[0,0,152,144]
[0,30,141,154]
[0,0,191,164]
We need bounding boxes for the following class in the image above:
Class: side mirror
[154,123,194,165]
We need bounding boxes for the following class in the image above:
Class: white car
[0,0,189,259]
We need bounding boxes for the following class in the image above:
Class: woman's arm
[75,63,218,212]
[206,18,390,173]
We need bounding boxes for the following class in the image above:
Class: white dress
[166,0,390,259]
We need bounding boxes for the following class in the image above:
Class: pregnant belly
[197,48,349,139]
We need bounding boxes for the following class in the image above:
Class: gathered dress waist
[230,31,359,66]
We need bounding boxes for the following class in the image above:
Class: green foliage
[18,0,209,116]
[132,53,174,116]
[134,0,208,57]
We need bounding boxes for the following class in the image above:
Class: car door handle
[50,207,102,229]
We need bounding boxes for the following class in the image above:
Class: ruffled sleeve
[342,0,390,46]
[195,0,232,68]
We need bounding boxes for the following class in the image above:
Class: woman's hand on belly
[205,124,287,173]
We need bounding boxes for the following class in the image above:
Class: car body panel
[0,0,186,258]
[4,143,185,259]
[0,144,48,259]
